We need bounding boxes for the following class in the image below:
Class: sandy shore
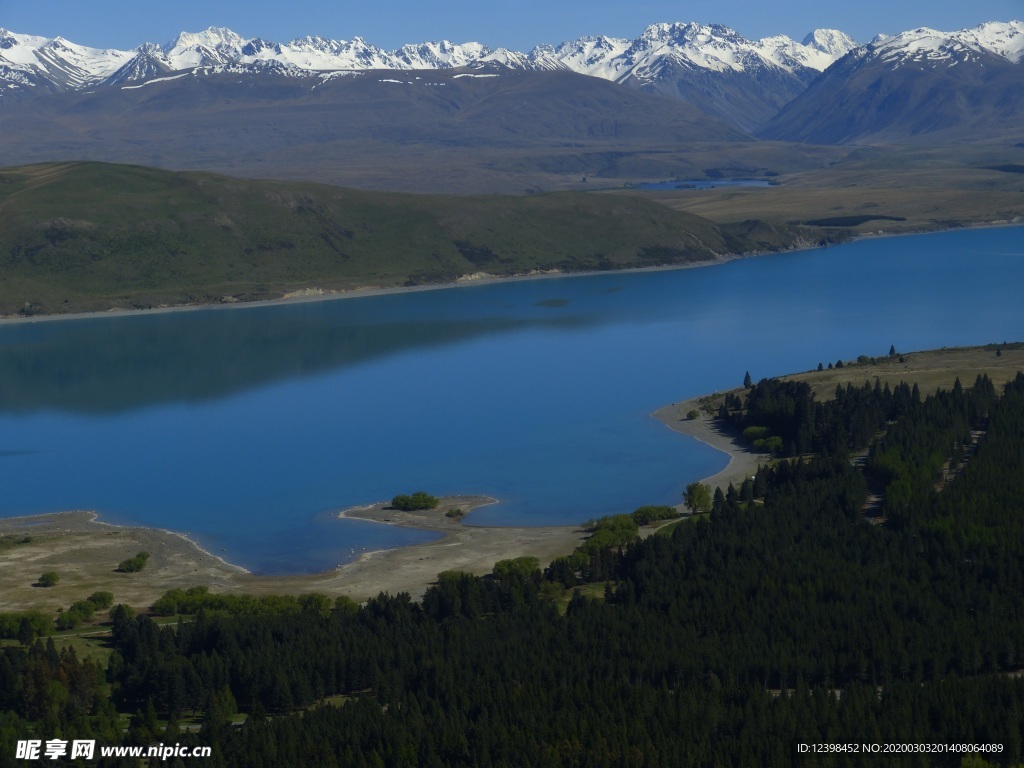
[0,406,761,613]
[320,496,585,601]
[0,500,586,612]
[0,511,248,613]
[0,395,771,613]
[652,398,770,499]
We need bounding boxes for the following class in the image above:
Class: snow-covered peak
[166,27,247,54]
[549,35,632,78]
[0,30,50,65]
[105,48,174,86]
[240,38,279,57]
[958,20,1024,63]
[865,21,1024,66]
[749,30,856,72]
[802,29,858,57]
[610,21,851,78]
[2,19,1019,99]
[271,36,395,70]
[393,40,491,69]
[754,35,819,71]
[0,30,50,49]
[30,36,131,86]
[479,47,538,69]
[164,26,248,69]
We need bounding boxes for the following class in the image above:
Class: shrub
[631,505,680,526]
[579,515,639,555]
[37,572,59,587]
[69,600,96,621]
[391,491,439,511]
[753,435,784,455]
[55,611,85,631]
[492,557,541,580]
[88,591,115,610]
[742,425,770,442]
[117,551,150,573]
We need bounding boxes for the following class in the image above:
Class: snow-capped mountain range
[0,19,1020,150]
[0,22,864,94]
[866,22,1024,67]
[1,20,1019,98]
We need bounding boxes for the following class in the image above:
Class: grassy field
[691,343,1024,417]
[0,161,835,317]
[626,143,1024,236]
[782,343,1024,401]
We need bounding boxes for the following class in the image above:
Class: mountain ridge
[0,21,858,93]
[2,20,1018,95]
[1,19,1020,165]
[760,20,1024,144]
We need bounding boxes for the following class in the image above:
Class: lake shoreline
[0,395,762,612]
[7,340,1021,610]
[0,499,588,611]
[651,399,771,497]
[0,255,732,325]
[1,219,1019,326]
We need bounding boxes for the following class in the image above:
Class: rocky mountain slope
[760,21,1024,144]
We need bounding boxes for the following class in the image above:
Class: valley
[639,143,1024,236]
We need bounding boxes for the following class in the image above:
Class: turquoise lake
[0,227,1021,573]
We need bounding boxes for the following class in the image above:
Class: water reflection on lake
[0,227,1021,573]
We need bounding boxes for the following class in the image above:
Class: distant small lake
[633,179,773,190]
[0,227,1021,573]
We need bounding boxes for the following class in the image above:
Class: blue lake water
[634,179,773,190]
[0,227,1021,573]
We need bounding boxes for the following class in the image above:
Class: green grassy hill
[0,161,833,316]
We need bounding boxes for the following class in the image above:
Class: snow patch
[120,71,190,89]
